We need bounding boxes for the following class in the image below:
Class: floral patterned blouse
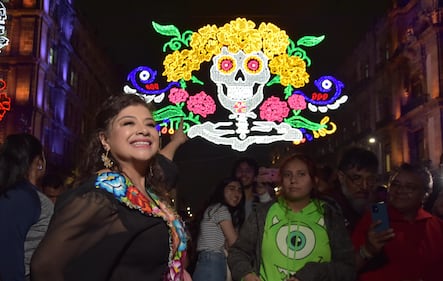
[31,171,188,281]
[95,172,187,281]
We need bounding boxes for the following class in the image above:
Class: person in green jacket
[228,153,356,281]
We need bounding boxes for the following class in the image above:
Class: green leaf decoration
[190,75,204,85]
[153,105,186,121]
[290,47,311,67]
[182,30,194,47]
[287,38,296,51]
[284,86,293,99]
[152,21,181,38]
[266,75,281,86]
[179,79,187,89]
[163,38,183,52]
[285,110,326,131]
[296,35,325,47]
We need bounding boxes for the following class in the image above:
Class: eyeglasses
[388,180,421,193]
[344,173,377,186]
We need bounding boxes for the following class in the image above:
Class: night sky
[74,0,391,211]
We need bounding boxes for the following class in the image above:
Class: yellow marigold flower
[190,33,206,49]
[269,54,309,88]
[239,29,262,53]
[205,39,222,59]
[259,23,289,58]
[230,18,256,32]
[217,29,234,48]
[163,50,195,82]
[197,24,218,38]
[161,17,310,86]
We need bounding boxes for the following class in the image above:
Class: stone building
[0,0,120,173]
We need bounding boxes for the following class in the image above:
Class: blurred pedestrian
[40,173,67,203]
[0,133,53,281]
[31,94,189,281]
[231,157,260,218]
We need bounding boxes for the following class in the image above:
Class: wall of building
[0,0,120,174]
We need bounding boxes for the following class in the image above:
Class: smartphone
[371,201,390,232]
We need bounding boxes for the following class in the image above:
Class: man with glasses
[324,147,379,232]
[351,163,443,281]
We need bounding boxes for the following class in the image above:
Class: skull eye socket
[218,56,236,74]
[244,56,263,74]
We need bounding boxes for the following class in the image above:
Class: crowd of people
[1,92,443,281]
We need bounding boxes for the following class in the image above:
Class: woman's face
[280,158,314,203]
[388,170,426,213]
[100,104,159,167]
[224,180,243,207]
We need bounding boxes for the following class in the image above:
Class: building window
[69,68,78,90]
[19,17,36,55]
[48,47,55,64]
[23,0,37,8]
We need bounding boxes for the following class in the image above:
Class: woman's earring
[149,165,154,178]
[101,149,114,169]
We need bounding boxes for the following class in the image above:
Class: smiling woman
[31,93,190,281]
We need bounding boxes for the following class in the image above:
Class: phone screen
[371,201,390,232]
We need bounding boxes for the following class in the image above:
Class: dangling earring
[101,149,114,169]
[149,165,154,178]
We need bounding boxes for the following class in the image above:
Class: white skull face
[210,47,270,113]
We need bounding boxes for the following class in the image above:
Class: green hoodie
[260,198,331,280]
[228,197,356,281]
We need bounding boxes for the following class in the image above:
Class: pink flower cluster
[259,96,289,122]
[287,94,307,110]
[168,88,189,104]
[168,88,216,118]
[187,91,216,117]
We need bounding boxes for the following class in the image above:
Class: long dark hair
[0,133,43,195]
[77,93,167,198]
[203,177,246,229]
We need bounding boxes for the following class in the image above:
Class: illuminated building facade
[0,0,119,172]
[312,0,443,179]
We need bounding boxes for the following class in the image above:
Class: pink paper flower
[259,96,289,122]
[287,94,307,110]
[168,88,189,104]
[186,91,216,117]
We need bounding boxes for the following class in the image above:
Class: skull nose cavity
[235,69,245,81]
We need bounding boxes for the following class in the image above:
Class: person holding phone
[351,163,443,281]
[370,201,389,233]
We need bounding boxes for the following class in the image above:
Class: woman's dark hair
[0,133,43,195]
[77,94,167,198]
[203,177,246,229]
[279,153,320,198]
